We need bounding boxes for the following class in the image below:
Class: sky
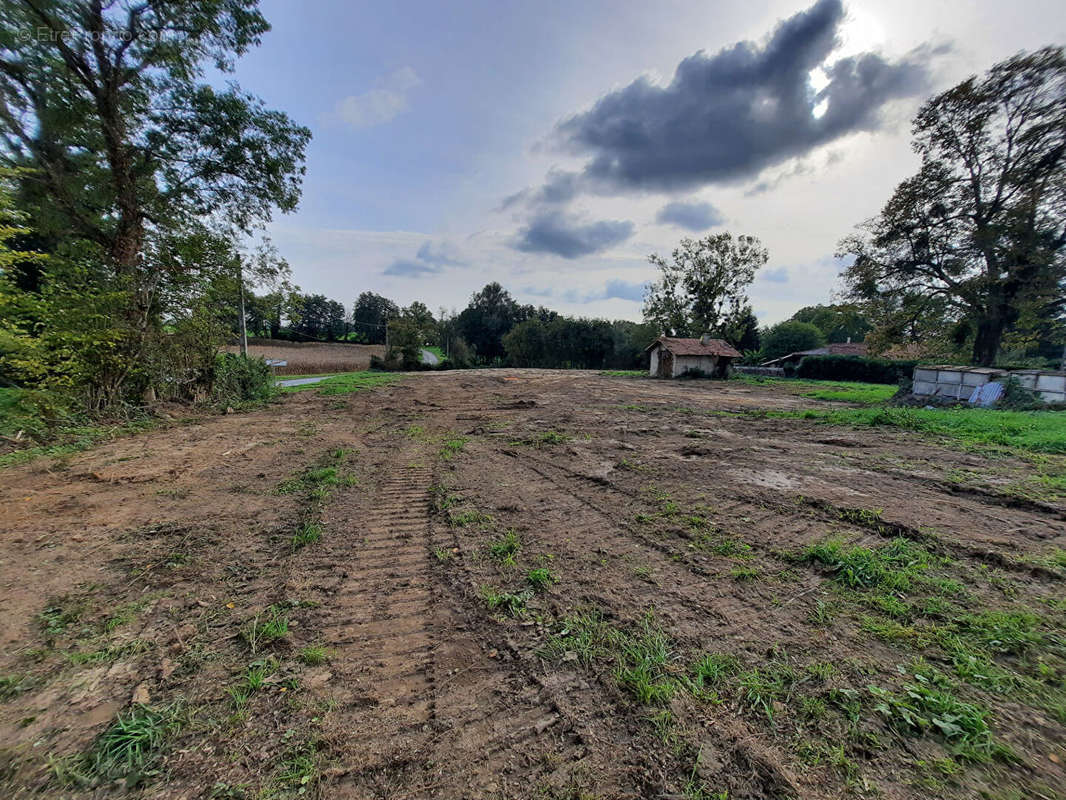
[228,0,1066,324]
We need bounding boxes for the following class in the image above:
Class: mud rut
[297,439,578,798]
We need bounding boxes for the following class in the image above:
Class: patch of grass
[433,546,455,563]
[803,384,898,405]
[544,612,680,706]
[39,600,90,636]
[541,611,613,667]
[730,565,759,582]
[488,530,521,565]
[632,565,656,583]
[613,616,678,705]
[449,509,494,528]
[869,673,1007,762]
[282,371,399,395]
[242,658,276,692]
[0,388,156,469]
[244,606,290,653]
[600,370,646,377]
[686,652,741,695]
[88,703,181,785]
[956,609,1043,655]
[66,639,152,665]
[704,538,751,557]
[513,430,572,448]
[526,567,557,591]
[737,660,797,720]
[480,586,533,616]
[269,737,320,796]
[768,405,1066,454]
[298,645,328,666]
[291,521,322,550]
[430,484,459,511]
[800,537,936,592]
[808,599,837,626]
[439,435,469,459]
[0,674,26,701]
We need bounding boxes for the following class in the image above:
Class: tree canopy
[0,0,310,404]
[839,47,1066,365]
[643,233,767,339]
[761,321,825,362]
[789,304,871,344]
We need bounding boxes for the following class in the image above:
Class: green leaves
[644,232,768,338]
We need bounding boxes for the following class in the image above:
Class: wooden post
[237,260,248,357]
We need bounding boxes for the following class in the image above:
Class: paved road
[276,375,334,388]
[278,350,435,387]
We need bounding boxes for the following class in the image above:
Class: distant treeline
[246,282,659,370]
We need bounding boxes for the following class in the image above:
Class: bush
[796,355,918,385]
[211,353,276,407]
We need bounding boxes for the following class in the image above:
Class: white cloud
[332,66,421,129]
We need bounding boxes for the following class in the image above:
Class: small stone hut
[645,335,742,379]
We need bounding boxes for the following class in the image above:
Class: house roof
[825,342,868,357]
[644,336,742,358]
[761,341,868,366]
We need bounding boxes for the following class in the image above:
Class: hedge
[796,355,918,385]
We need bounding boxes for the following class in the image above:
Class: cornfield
[221,340,386,375]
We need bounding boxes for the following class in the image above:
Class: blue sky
[229,0,1065,323]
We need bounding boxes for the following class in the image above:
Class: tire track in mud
[304,440,597,798]
[313,465,441,796]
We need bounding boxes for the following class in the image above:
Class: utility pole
[237,259,248,357]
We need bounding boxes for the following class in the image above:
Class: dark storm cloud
[547,0,935,194]
[514,210,634,258]
[501,170,580,210]
[656,200,725,231]
[383,258,440,277]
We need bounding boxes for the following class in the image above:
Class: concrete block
[1012,373,1038,389]
[914,368,938,383]
[938,370,963,383]
[962,372,990,387]
[1036,374,1066,392]
[912,381,938,396]
[939,383,965,399]
[1038,391,1065,404]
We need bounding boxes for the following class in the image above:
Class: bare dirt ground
[1,370,1063,800]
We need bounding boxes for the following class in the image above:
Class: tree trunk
[972,315,1004,366]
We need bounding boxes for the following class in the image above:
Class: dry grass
[221,340,386,375]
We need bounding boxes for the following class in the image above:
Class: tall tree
[643,233,767,338]
[401,301,436,345]
[839,47,1066,365]
[351,291,398,344]
[0,1,309,266]
[456,282,520,362]
[724,304,761,352]
[789,304,872,344]
[0,0,310,402]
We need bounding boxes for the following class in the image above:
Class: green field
[731,374,898,405]
[777,405,1066,454]
[280,371,401,395]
